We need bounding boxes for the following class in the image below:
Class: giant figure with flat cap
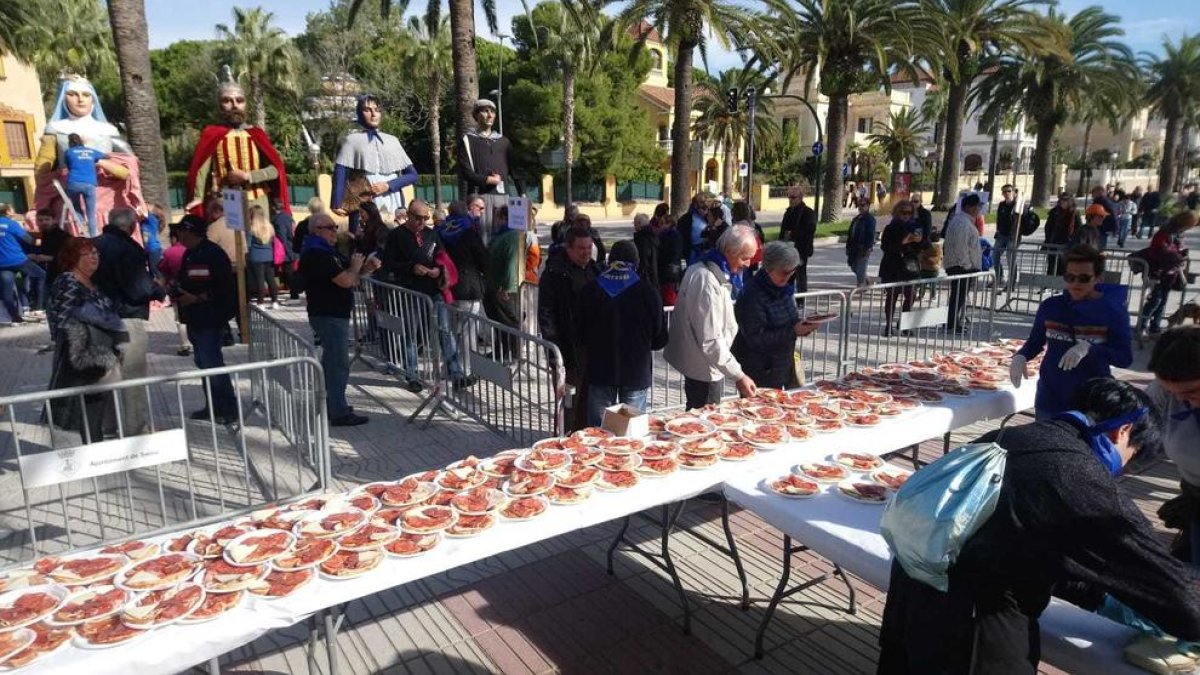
[34,74,146,234]
[186,67,291,219]
[456,98,521,236]
[332,94,417,232]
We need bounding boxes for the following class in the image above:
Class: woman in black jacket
[1043,192,1083,274]
[878,201,925,337]
[731,242,818,389]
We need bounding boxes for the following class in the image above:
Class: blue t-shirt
[141,214,162,253]
[63,146,106,186]
[0,217,30,269]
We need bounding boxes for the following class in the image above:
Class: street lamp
[756,89,826,220]
[494,33,511,135]
[1110,150,1120,189]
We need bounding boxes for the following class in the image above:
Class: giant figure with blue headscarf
[34,74,145,233]
[332,95,417,232]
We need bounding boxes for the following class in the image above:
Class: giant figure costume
[186,68,290,219]
[34,75,145,234]
[332,94,417,232]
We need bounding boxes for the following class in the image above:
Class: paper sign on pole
[19,429,190,490]
[507,196,529,231]
[222,189,246,232]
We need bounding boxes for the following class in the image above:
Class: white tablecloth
[30,383,1040,674]
[722,472,1143,675]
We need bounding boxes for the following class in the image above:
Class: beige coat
[205,217,241,269]
[664,261,744,383]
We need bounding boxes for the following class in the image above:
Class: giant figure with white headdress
[332,94,417,232]
[33,74,145,232]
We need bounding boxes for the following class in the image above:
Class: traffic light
[727,88,739,113]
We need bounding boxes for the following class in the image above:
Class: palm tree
[350,0,499,153]
[691,68,779,194]
[398,14,453,210]
[216,8,300,130]
[777,0,922,221]
[0,3,34,54]
[1142,34,1200,193]
[13,0,115,85]
[972,7,1136,205]
[524,0,602,205]
[919,0,1050,210]
[919,82,949,201]
[613,0,774,216]
[107,0,169,211]
[867,108,931,173]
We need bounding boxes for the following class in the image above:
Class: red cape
[186,124,292,217]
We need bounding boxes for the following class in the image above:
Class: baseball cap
[175,215,208,234]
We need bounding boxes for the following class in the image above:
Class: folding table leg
[719,496,751,610]
[943,431,952,455]
[659,502,692,635]
[832,564,858,614]
[754,534,794,659]
[605,516,631,575]
[306,614,320,674]
[324,604,342,675]
[206,657,220,675]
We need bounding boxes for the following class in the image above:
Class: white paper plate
[499,496,549,522]
[120,582,205,630]
[44,585,128,627]
[269,539,339,572]
[222,529,298,567]
[45,555,128,587]
[763,478,821,500]
[0,585,67,631]
[384,533,442,558]
[0,628,35,663]
[196,563,270,594]
[113,553,202,593]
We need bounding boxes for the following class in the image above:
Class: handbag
[272,236,286,266]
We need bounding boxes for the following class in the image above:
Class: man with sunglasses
[993,185,1018,287]
[1010,244,1133,419]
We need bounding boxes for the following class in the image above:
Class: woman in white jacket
[664,225,759,409]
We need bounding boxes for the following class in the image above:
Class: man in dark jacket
[173,216,239,424]
[94,207,166,433]
[438,202,491,361]
[539,228,599,431]
[879,378,1200,674]
[656,218,683,306]
[382,199,468,389]
[632,214,661,293]
[456,99,521,236]
[271,198,296,302]
[1091,184,1120,247]
[993,185,1017,286]
[780,187,817,293]
[911,193,935,242]
[579,240,667,425]
[733,242,817,388]
[1137,189,1161,238]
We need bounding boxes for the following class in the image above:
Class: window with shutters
[3,121,31,160]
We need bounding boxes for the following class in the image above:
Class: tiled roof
[638,84,676,109]
[628,19,663,44]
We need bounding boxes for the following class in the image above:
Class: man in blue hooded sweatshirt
[1010,244,1133,418]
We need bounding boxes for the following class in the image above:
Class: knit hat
[473,99,497,112]
[1085,204,1109,218]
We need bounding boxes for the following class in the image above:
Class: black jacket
[538,254,597,375]
[442,228,488,302]
[916,206,935,242]
[456,133,522,196]
[1044,207,1082,247]
[995,200,1017,237]
[178,240,237,328]
[578,278,666,389]
[781,202,817,259]
[382,225,443,297]
[878,220,923,283]
[633,227,661,291]
[731,270,800,390]
[292,217,311,256]
[879,420,1200,674]
[93,225,164,320]
[657,226,683,285]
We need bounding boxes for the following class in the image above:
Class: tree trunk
[669,41,697,217]
[106,0,169,212]
[820,93,849,222]
[430,71,443,211]
[985,126,999,201]
[1075,120,1093,196]
[252,73,266,129]
[562,66,575,205]
[936,78,969,211]
[1030,117,1056,207]
[1160,114,1181,194]
[932,119,945,204]
[722,139,736,195]
[448,0,478,146]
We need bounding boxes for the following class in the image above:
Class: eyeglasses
[1063,273,1094,283]
[411,214,431,222]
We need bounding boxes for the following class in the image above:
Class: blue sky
[145,0,1197,68]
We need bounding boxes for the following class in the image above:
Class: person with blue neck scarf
[1147,328,1200,565]
[664,225,759,409]
[332,95,418,233]
[880,377,1200,674]
[579,241,667,426]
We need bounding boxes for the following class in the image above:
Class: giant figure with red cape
[186,67,290,220]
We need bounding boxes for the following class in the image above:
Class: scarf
[437,213,474,245]
[596,261,640,298]
[1172,402,1200,431]
[703,248,743,299]
[302,233,338,256]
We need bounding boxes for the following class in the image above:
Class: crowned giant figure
[332,94,417,232]
[34,74,145,233]
[186,67,290,218]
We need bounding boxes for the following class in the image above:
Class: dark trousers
[483,289,520,362]
[946,266,973,331]
[247,261,278,304]
[795,258,809,294]
[187,325,237,414]
[884,285,916,329]
[684,377,723,411]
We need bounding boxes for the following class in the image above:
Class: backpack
[980,238,994,272]
[880,441,1008,592]
[1019,208,1040,237]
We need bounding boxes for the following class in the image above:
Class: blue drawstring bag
[880,441,1007,592]
[980,238,994,272]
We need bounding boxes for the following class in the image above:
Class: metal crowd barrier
[353,276,444,396]
[1000,244,1132,316]
[0,356,329,565]
[248,306,324,470]
[441,302,566,447]
[843,270,997,373]
[647,289,849,411]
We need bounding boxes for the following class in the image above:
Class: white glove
[1009,355,1026,388]
[1058,340,1091,371]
